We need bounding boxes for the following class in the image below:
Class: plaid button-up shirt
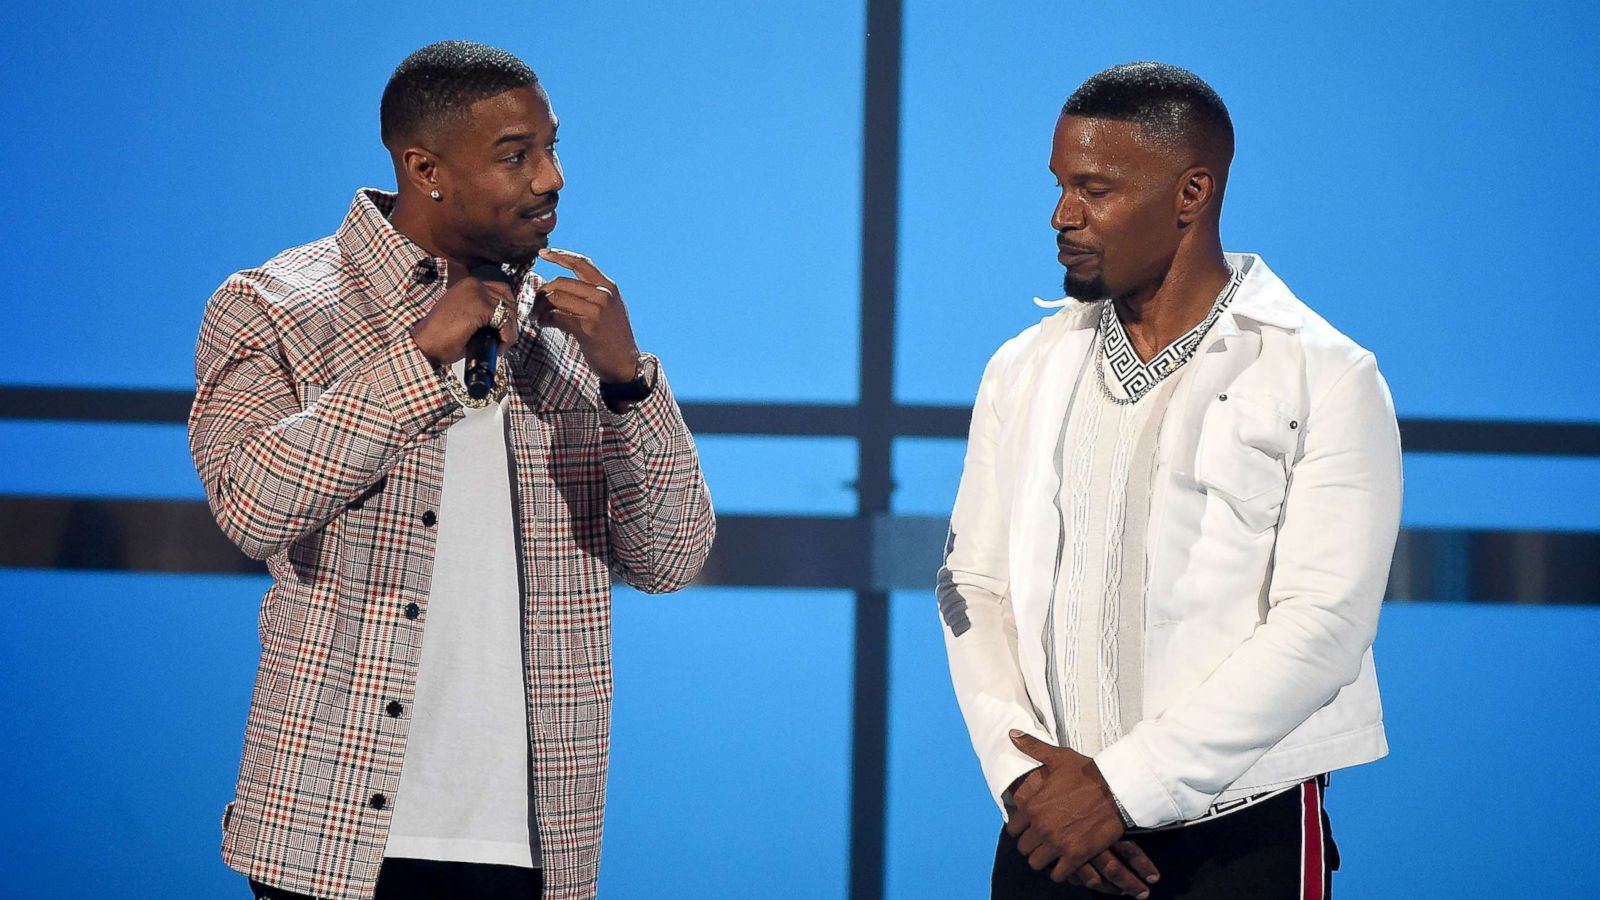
[189,189,715,900]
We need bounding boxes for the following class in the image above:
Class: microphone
[465,264,512,400]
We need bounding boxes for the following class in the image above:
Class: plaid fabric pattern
[189,189,715,900]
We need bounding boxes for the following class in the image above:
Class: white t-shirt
[384,361,539,869]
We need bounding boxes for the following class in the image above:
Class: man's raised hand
[534,247,640,383]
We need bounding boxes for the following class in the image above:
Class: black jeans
[250,858,543,900]
[993,780,1339,899]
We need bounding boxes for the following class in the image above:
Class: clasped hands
[1006,730,1161,898]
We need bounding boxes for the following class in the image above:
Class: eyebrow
[1049,164,1121,183]
[493,123,557,146]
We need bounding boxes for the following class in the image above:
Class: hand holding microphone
[408,263,520,383]
[462,265,513,399]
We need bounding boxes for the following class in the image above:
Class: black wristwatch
[599,353,657,413]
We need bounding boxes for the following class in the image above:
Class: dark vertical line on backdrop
[852,0,902,897]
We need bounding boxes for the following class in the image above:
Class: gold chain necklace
[443,366,509,409]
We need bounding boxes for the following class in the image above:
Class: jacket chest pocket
[1194,392,1298,532]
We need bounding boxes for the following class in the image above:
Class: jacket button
[405,602,421,620]
[369,793,388,810]
[414,260,439,285]
[349,499,364,510]
[421,510,437,527]
[386,700,404,718]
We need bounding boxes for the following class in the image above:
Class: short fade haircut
[380,40,538,147]
[1062,61,1234,163]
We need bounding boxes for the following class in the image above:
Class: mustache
[1056,235,1097,254]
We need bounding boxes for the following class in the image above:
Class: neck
[389,191,482,283]
[1112,233,1230,362]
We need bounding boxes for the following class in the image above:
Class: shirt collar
[335,188,448,306]
[1214,252,1303,335]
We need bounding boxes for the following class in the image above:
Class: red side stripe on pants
[1300,780,1325,900]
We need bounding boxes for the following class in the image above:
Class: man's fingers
[1068,858,1120,890]
[1004,810,1030,838]
[539,284,606,317]
[1112,840,1160,885]
[540,276,613,302]
[1012,768,1043,805]
[1090,850,1148,897]
[538,247,611,286]
[498,304,519,346]
[478,279,516,300]
[1008,729,1052,762]
[1014,826,1045,856]
[1026,844,1061,873]
[1048,858,1078,885]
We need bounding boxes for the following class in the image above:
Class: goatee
[1063,271,1107,302]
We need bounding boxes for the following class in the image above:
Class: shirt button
[386,700,404,718]
[421,510,437,527]
[369,793,388,810]
[405,602,421,620]
[1218,393,1229,402]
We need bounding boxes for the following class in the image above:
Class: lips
[522,201,558,233]
[1058,243,1097,266]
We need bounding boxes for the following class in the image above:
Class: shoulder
[1236,256,1384,395]
[981,301,1098,388]
[205,235,348,321]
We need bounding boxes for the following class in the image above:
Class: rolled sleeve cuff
[601,355,678,455]
[1095,735,1182,829]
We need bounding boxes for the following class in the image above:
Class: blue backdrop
[3,2,1598,898]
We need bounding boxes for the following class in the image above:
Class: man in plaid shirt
[189,41,714,900]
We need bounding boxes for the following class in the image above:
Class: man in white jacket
[938,62,1401,900]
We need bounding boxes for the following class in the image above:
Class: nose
[534,153,565,196]
[1052,190,1083,232]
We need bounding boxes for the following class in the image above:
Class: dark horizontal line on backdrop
[2,495,1595,605]
[3,385,1600,456]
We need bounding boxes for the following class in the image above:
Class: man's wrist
[408,328,446,369]
[1110,790,1136,829]
[599,352,657,413]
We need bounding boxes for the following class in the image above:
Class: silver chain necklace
[1095,265,1241,406]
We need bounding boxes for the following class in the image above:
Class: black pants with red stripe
[993,779,1339,900]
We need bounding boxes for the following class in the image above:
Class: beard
[1063,270,1108,301]
[481,232,545,270]
[457,216,548,271]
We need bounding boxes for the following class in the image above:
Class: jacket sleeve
[187,276,458,560]
[1095,353,1402,827]
[600,357,716,594]
[938,347,1051,817]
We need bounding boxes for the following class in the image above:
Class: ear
[1175,166,1218,227]
[398,145,444,197]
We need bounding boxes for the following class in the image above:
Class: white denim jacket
[938,253,1402,828]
